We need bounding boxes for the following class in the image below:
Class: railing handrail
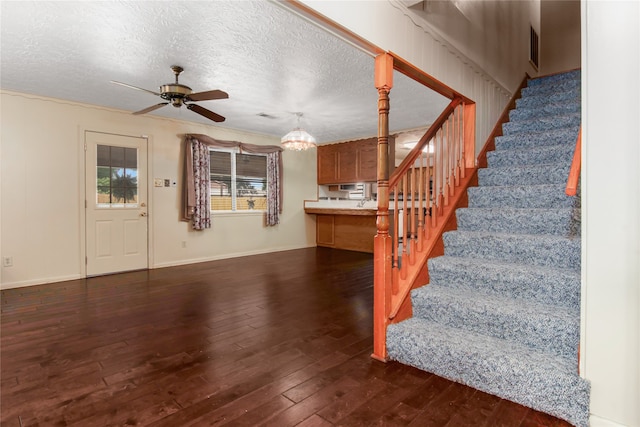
[566,126,582,196]
[390,98,463,189]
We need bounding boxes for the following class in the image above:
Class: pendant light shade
[281,113,316,151]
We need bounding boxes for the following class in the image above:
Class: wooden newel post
[372,53,393,362]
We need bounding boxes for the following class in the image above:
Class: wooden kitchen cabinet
[317,137,378,184]
[313,212,376,253]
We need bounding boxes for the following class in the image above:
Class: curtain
[266,152,280,226]
[181,134,283,228]
[189,139,211,230]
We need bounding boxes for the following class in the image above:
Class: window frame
[209,147,268,214]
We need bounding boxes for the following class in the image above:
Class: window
[530,25,539,69]
[210,149,267,211]
[96,144,138,208]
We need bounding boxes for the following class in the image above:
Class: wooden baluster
[443,118,450,206]
[460,103,466,179]
[448,115,452,196]
[454,112,458,191]
[401,174,408,279]
[451,108,456,186]
[392,183,399,294]
[417,152,424,252]
[456,105,464,185]
[427,150,434,232]
[438,127,445,215]
[454,107,461,187]
[409,167,416,265]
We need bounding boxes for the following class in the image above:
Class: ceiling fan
[111,65,228,122]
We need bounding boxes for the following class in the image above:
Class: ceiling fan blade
[187,104,226,122]
[111,80,161,96]
[132,103,169,115]
[187,89,229,102]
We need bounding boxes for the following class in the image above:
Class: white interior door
[85,131,148,276]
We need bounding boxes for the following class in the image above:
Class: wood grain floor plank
[1,247,576,427]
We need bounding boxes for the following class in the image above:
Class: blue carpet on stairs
[387,69,590,427]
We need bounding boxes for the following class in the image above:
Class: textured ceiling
[0,1,449,144]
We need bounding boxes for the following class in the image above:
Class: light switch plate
[154,178,164,187]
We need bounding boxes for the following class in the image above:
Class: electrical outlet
[3,257,13,267]
[154,178,164,187]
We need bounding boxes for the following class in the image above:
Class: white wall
[0,91,318,288]
[582,2,640,426]
[540,0,581,75]
[298,0,540,156]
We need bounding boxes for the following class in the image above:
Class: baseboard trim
[590,414,628,427]
[151,244,318,269]
[1,273,84,290]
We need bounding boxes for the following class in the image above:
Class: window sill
[211,210,265,218]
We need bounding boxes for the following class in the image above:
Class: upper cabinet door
[337,148,358,182]
[357,141,377,182]
[318,145,338,184]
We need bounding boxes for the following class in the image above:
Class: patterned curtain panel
[266,151,281,226]
[191,140,211,230]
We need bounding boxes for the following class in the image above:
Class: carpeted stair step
[487,143,574,168]
[386,318,590,427]
[467,184,579,209]
[495,127,579,151]
[427,256,581,308]
[521,78,581,98]
[527,69,581,87]
[442,230,580,270]
[516,90,580,110]
[478,162,570,186]
[410,285,579,358]
[509,101,581,122]
[502,113,581,136]
[455,207,580,237]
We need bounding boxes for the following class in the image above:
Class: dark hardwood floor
[1,247,572,427]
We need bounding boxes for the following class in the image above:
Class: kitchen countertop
[304,199,378,215]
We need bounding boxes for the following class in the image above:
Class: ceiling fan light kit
[111,65,228,122]
[281,112,317,151]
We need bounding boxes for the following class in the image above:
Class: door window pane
[96,144,138,207]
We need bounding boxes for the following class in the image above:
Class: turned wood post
[372,53,393,362]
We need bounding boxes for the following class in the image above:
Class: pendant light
[281,112,316,151]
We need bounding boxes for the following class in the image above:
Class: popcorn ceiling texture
[387,70,589,427]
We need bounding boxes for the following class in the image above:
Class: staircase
[386,70,590,427]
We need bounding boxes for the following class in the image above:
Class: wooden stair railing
[386,98,466,317]
[566,126,581,196]
[372,58,530,361]
[372,53,476,361]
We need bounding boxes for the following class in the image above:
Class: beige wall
[541,0,581,75]
[0,92,318,288]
